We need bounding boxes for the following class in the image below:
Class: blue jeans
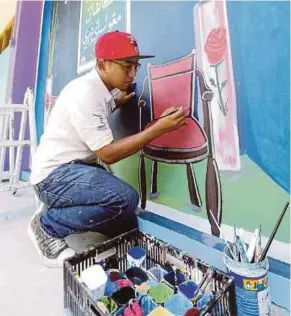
[33,161,139,238]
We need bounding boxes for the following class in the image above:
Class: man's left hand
[115,90,136,107]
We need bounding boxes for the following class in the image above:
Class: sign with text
[77,0,128,74]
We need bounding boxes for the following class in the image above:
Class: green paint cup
[148,283,174,304]
[99,296,118,313]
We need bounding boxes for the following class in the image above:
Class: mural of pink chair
[138,50,222,236]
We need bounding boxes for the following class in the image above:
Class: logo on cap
[127,35,139,55]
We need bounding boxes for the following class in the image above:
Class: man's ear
[96,59,106,71]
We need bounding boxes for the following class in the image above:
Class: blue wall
[35,0,53,143]
[227,1,290,193]
[131,0,290,193]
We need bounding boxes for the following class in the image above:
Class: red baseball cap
[95,31,154,60]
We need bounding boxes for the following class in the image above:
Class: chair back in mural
[148,50,196,120]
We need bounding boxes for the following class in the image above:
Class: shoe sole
[27,220,64,269]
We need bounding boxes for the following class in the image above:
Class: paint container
[125,267,149,286]
[139,295,159,315]
[178,280,198,300]
[99,296,118,314]
[107,269,126,282]
[112,305,125,316]
[112,287,135,306]
[148,306,174,316]
[115,279,134,289]
[104,269,125,296]
[124,300,143,316]
[104,278,119,297]
[127,246,146,268]
[164,293,193,316]
[196,291,214,309]
[147,266,168,282]
[224,246,271,315]
[184,307,201,316]
[148,283,174,304]
[163,269,187,287]
[147,279,159,288]
[135,282,151,297]
[80,264,107,301]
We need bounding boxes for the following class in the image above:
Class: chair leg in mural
[187,163,202,208]
[138,154,147,209]
[205,157,222,237]
[150,161,159,199]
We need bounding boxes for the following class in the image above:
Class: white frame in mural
[194,0,241,171]
[77,0,131,75]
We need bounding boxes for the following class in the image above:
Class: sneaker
[28,212,75,268]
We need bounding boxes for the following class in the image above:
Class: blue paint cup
[196,292,214,309]
[178,280,198,300]
[163,269,187,287]
[164,293,193,316]
[127,246,146,269]
[139,295,159,314]
[104,278,119,297]
[147,266,168,282]
[223,246,271,315]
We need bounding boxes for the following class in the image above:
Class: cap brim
[118,55,155,60]
[136,55,155,59]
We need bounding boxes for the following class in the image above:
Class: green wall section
[112,153,290,243]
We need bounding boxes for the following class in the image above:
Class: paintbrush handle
[153,110,179,121]
[208,209,236,259]
[198,278,233,316]
[259,202,289,262]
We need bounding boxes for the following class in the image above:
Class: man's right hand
[95,106,186,165]
[154,106,186,135]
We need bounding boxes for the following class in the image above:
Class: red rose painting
[204,27,227,64]
[204,27,228,116]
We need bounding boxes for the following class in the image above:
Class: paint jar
[163,269,187,287]
[104,278,119,297]
[139,295,159,314]
[125,267,149,286]
[223,246,271,315]
[127,246,146,269]
[115,278,134,289]
[135,282,151,297]
[147,266,168,282]
[184,307,201,316]
[164,293,193,316]
[178,280,198,300]
[148,306,174,316]
[107,269,126,282]
[123,299,143,316]
[148,283,174,304]
[196,291,214,309]
[99,296,118,314]
[147,279,159,288]
[112,286,135,306]
[80,264,107,301]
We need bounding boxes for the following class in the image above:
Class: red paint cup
[184,307,201,316]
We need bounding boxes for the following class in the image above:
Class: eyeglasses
[110,60,141,74]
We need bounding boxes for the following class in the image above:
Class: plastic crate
[64,229,237,316]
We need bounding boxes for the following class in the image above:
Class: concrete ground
[0,186,63,316]
[0,186,289,316]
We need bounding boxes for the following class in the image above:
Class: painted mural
[40,0,290,262]
[194,0,240,171]
[138,50,222,237]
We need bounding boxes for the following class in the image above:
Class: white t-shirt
[30,69,116,185]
